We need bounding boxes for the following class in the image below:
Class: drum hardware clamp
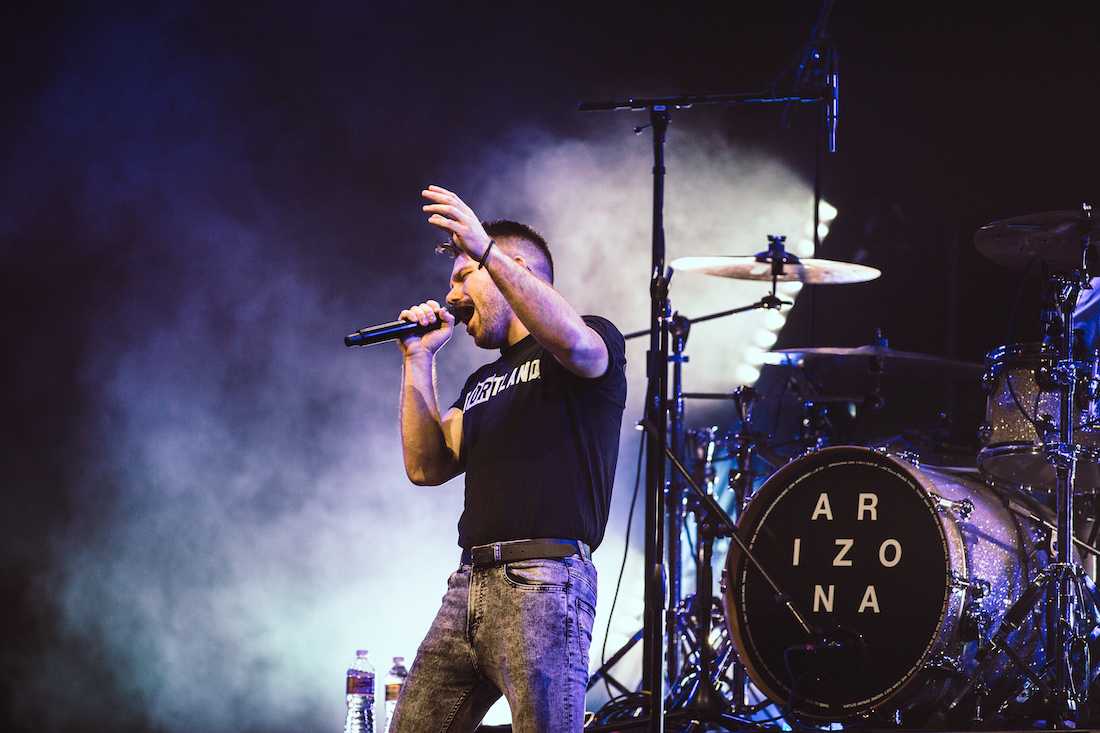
[933,494,975,520]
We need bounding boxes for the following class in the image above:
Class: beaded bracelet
[478,239,496,269]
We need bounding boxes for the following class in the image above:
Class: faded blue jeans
[389,554,597,732]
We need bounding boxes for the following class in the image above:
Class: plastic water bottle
[345,649,375,733]
[384,656,409,731]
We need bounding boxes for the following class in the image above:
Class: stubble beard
[469,299,509,350]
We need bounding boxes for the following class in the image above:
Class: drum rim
[978,442,1100,494]
[985,341,1059,366]
[723,445,967,719]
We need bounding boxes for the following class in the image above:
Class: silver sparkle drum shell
[979,342,1100,495]
[722,446,1041,721]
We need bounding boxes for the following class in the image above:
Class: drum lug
[933,494,975,521]
[1046,362,1077,389]
[963,599,993,640]
[976,422,992,446]
[980,369,995,394]
[1043,440,1077,470]
[1080,373,1100,402]
[719,569,728,595]
[893,450,921,468]
[950,570,990,598]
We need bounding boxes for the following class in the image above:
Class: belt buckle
[493,542,502,563]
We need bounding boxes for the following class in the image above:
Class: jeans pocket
[503,558,570,591]
[567,558,598,600]
[575,596,596,646]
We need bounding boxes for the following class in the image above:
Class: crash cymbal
[767,344,984,377]
[670,255,881,284]
[974,209,1100,271]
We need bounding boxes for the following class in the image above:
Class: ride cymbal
[974,209,1100,271]
[768,344,984,377]
[670,255,881,284]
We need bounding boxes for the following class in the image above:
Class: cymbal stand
[1038,251,1093,725]
[945,205,1096,728]
[661,236,792,686]
[657,248,801,728]
[728,387,759,712]
[667,387,763,719]
[666,312,690,686]
[626,292,793,681]
[666,493,737,721]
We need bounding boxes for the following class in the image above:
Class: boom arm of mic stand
[579,92,822,113]
[636,418,813,635]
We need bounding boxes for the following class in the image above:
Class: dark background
[2,2,1098,731]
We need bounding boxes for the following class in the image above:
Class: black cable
[591,691,650,724]
[600,431,645,699]
[1005,370,1047,436]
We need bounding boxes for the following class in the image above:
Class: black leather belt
[461,538,591,567]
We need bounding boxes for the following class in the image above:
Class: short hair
[484,219,555,283]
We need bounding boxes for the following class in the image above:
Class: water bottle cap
[356,649,369,657]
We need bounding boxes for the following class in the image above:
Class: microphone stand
[586,253,803,732]
[580,9,839,724]
[578,98,821,733]
[623,282,792,695]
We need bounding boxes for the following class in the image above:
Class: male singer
[388,185,627,732]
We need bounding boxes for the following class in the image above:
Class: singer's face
[447,254,510,349]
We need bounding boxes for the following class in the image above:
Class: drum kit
[622,206,1100,730]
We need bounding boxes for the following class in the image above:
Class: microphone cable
[600,429,645,701]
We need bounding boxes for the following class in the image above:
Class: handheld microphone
[344,304,459,348]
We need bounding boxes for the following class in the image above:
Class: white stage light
[753,330,778,348]
[743,347,768,365]
[734,364,761,384]
[778,281,803,296]
[763,309,787,330]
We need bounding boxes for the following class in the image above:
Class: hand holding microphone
[344,300,458,356]
[397,300,455,357]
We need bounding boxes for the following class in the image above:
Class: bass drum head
[723,445,964,720]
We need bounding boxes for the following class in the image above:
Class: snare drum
[722,446,1071,723]
[978,342,1100,494]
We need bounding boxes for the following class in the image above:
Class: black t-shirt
[450,315,627,551]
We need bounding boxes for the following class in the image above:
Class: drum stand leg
[664,387,787,729]
[1044,267,1091,726]
[938,552,1098,727]
[664,509,790,731]
[633,418,813,731]
[665,519,738,722]
[948,261,1100,728]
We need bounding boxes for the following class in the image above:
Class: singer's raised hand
[397,299,454,358]
[421,185,492,262]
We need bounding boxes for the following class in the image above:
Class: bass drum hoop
[722,445,970,720]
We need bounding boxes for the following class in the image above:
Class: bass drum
[722,445,1051,724]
